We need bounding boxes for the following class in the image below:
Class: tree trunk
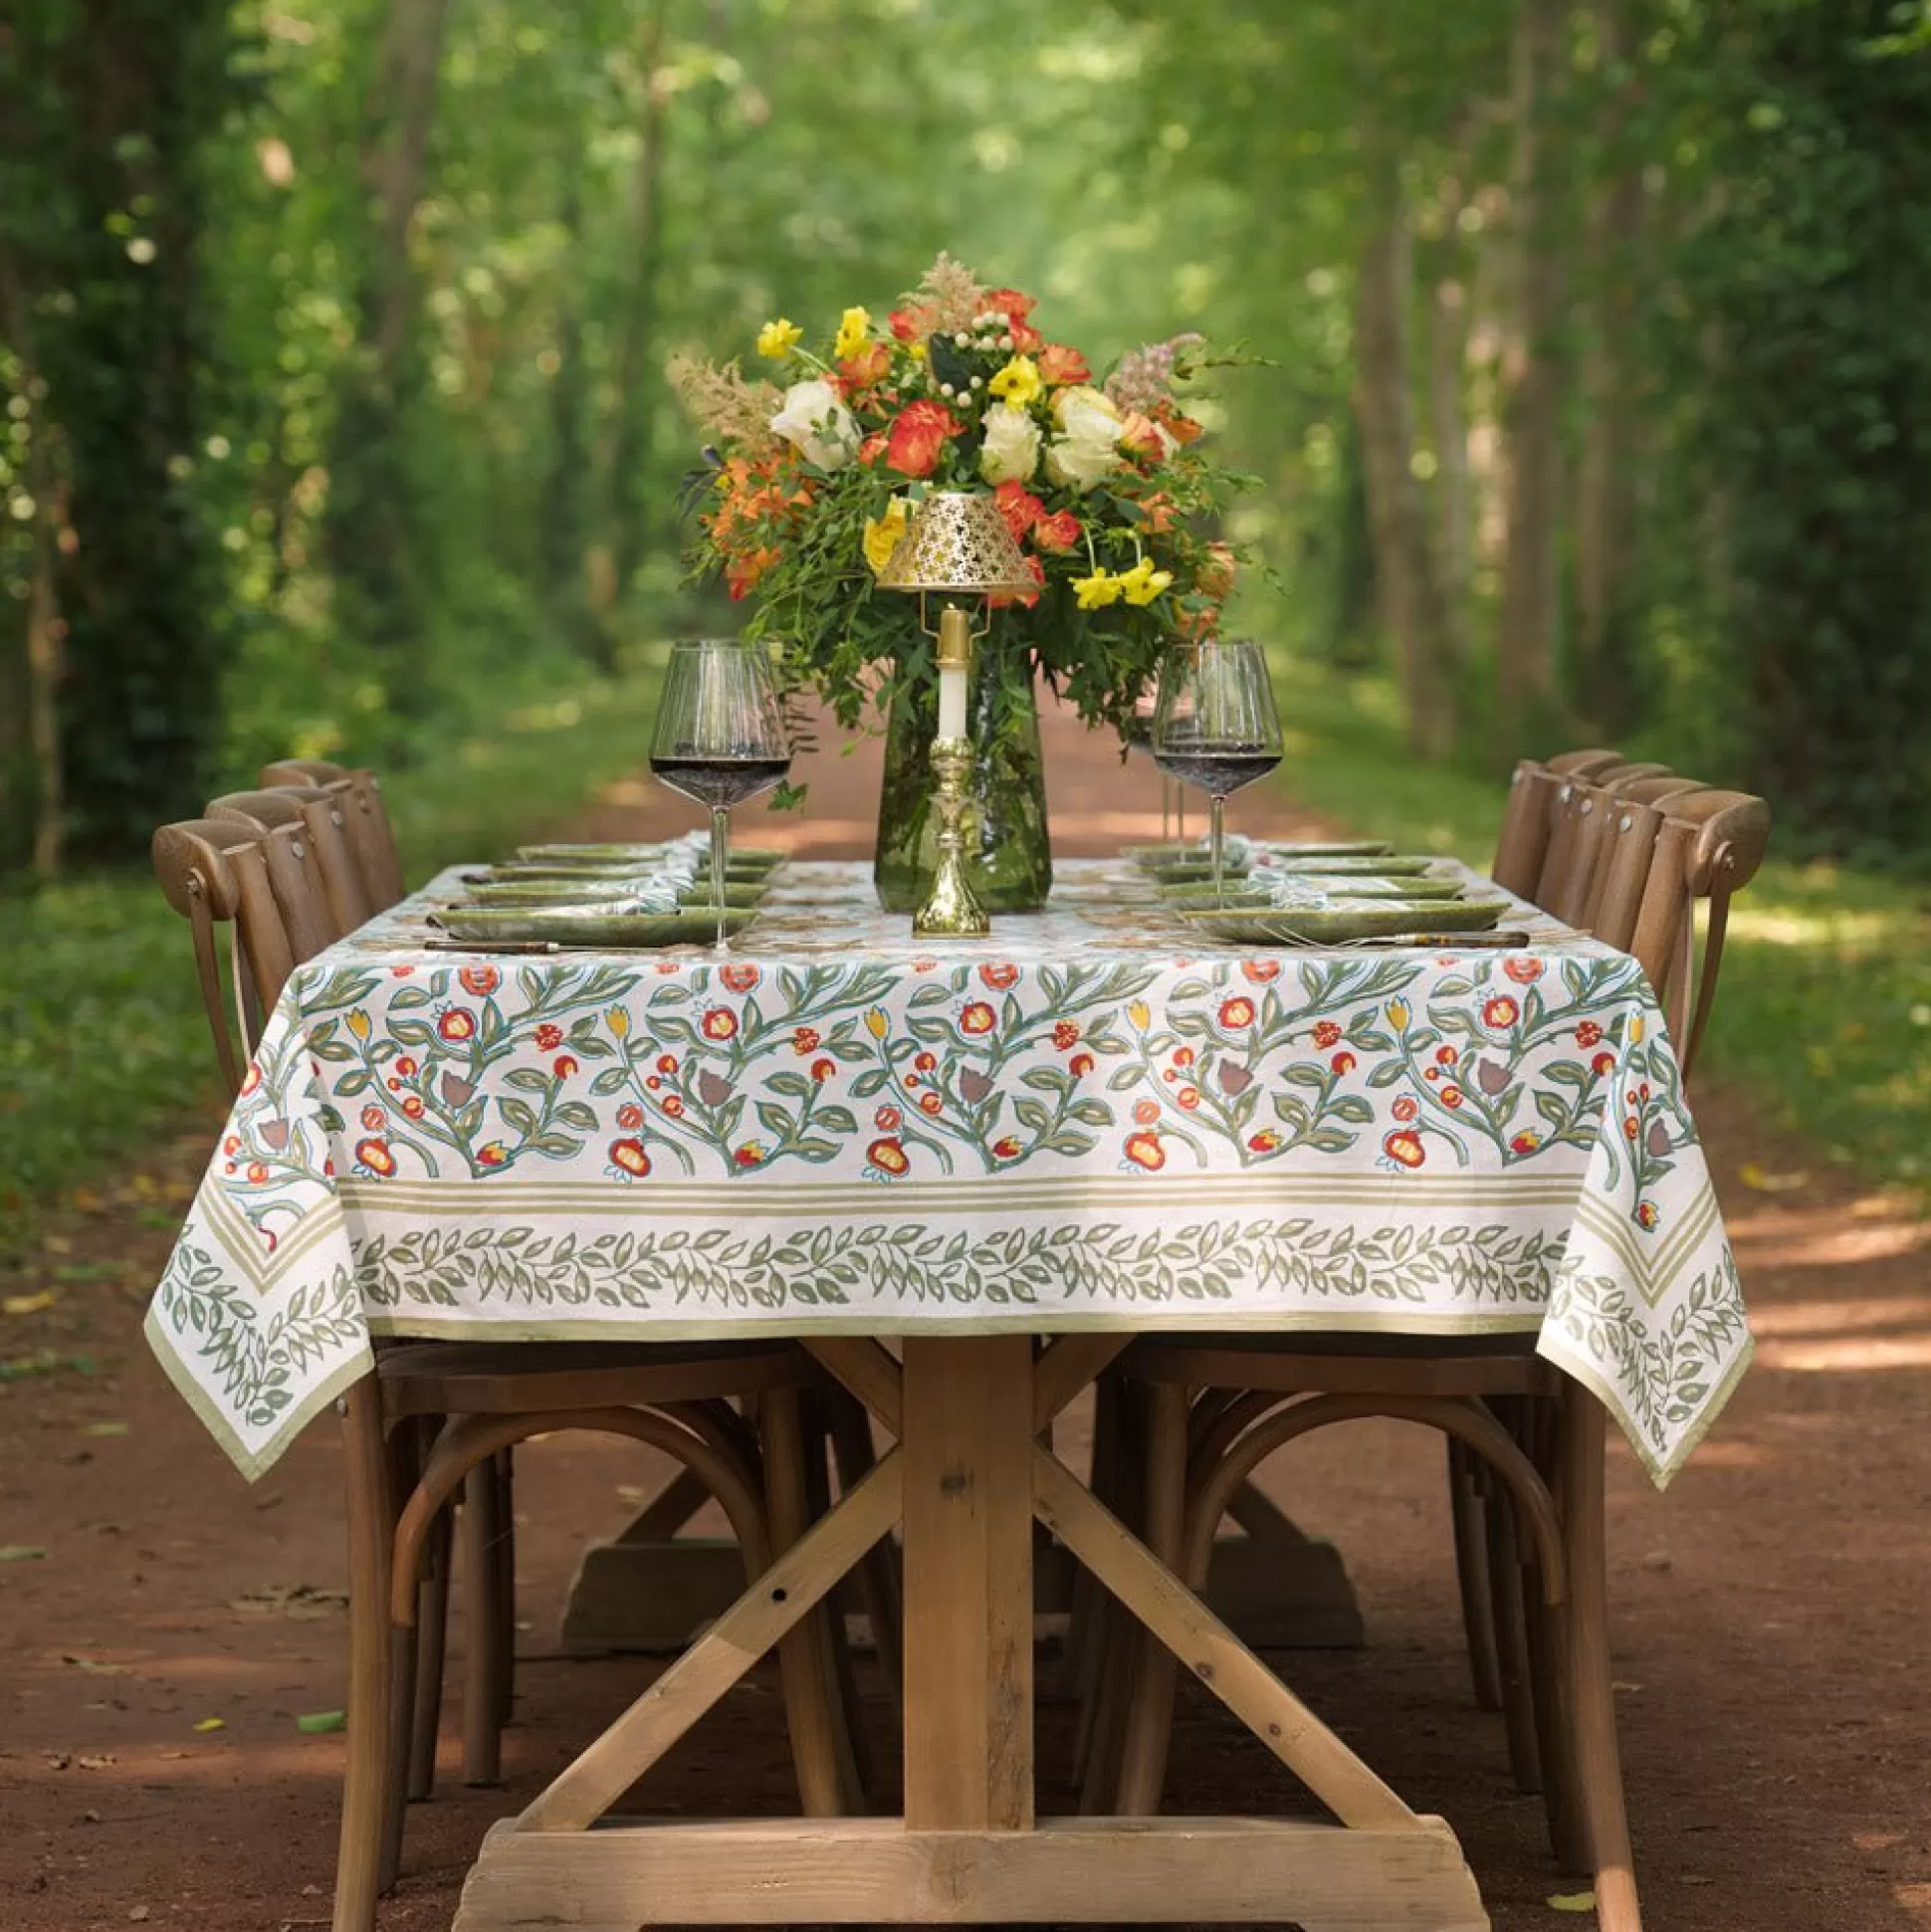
[1574,0,1642,731]
[1496,0,1568,749]
[1353,166,1455,761]
[24,438,64,880]
[1423,188,1474,672]
[604,5,672,603]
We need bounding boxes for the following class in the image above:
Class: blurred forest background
[2,0,1930,1215]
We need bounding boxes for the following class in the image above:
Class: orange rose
[1134,493,1179,536]
[889,306,931,342]
[886,400,963,479]
[838,340,892,392]
[992,479,1044,541]
[1029,508,1081,553]
[1118,410,1166,461]
[987,553,1044,612]
[1197,541,1237,600]
[985,288,1042,351]
[1037,342,1090,386]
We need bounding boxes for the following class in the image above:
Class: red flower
[1384,1130,1426,1169]
[1249,1129,1283,1153]
[394,1056,417,1078]
[1070,1052,1095,1077]
[986,552,1045,612]
[980,963,1019,989]
[617,1103,643,1130]
[726,544,780,601]
[610,1138,651,1177]
[663,1093,686,1117]
[1118,410,1166,461]
[438,1008,476,1042]
[1133,1098,1161,1125]
[858,430,889,467]
[719,964,759,992]
[1242,959,1281,983]
[535,1023,563,1050]
[886,400,963,479]
[553,1055,578,1079]
[1177,1086,1200,1111]
[1483,996,1520,1030]
[919,1092,943,1115]
[1636,1200,1660,1230]
[1134,492,1179,536]
[1435,1044,1458,1066]
[1576,1021,1604,1048]
[359,1106,384,1132]
[838,339,892,391]
[477,1143,508,1168]
[1030,509,1082,553]
[734,1143,764,1169]
[1593,1051,1616,1077]
[459,966,500,996]
[1219,996,1256,1030]
[960,1001,996,1036]
[868,1137,910,1176]
[222,1132,240,1154]
[811,1057,835,1082]
[984,287,1042,350]
[1054,1019,1081,1051]
[1331,1051,1357,1075]
[992,480,1044,542]
[1441,1086,1464,1109]
[1503,956,1544,984]
[1312,1020,1342,1048]
[356,1139,396,1178]
[992,1136,1021,1160]
[400,1094,426,1119]
[1623,1115,1640,1140]
[874,1106,902,1131]
[1124,1130,1166,1172]
[646,1076,661,1092]
[915,1050,937,1072]
[245,1161,270,1184]
[1174,1046,1195,1069]
[656,1054,678,1075]
[793,1026,821,1055]
[888,306,930,342]
[1037,342,1091,386]
[1393,1096,1419,1122]
[701,1008,739,1042]
[1510,1130,1544,1155]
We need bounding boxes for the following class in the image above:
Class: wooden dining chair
[1091,784,1771,1932]
[152,815,874,1932]
[1490,748,1626,898]
[261,757,408,909]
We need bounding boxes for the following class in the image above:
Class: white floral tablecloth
[146,860,1751,1485]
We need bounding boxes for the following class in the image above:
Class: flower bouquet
[672,253,1247,911]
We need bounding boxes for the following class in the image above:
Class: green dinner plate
[515,842,785,871]
[484,860,773,886]
[464,878,767,909]
[432,907,755,948]
[1161,874,1466,907]
[1176,898,1510,945]
[1124,839,1392,865]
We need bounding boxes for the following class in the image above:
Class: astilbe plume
[1105,332,1205,412]
[666,351,781,456]
[901,252,985,334]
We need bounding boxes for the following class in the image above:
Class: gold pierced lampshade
[878,491,1037,598]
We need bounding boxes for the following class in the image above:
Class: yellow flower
[863,499,911,576]
[1073,568,1123,610]
[1387,998,1409,1032]
[833,306,871,360]
[1128,998,1151,1031]
[606,1005,631,1039]
[1629,1015,1645,1044]
[908,340,928,361]
[756,318,802,359]
[1118,557,1175,607]
[987,354,1042,409]
[864,1006,890,1039]
[346,1008,370,1040]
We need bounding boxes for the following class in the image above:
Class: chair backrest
[1492,749,1624,899]
[212,785,375,937]
[1630,789,1771,1080]
[260,759,406,911]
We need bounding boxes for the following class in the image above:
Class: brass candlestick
[914,611,988,938]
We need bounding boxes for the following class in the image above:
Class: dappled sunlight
[1753,1333,1931,1374]
[1748,1294,1931,1339]
[1725,903,1913,950]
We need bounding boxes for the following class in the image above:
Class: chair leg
[460,1460,505,1787]
[1520,1398,1590,1872]
[491,1449,516,1728]
[828,1387,903,1721]
[331,1379,395,1932]
[1077,1379,1149,1816]
[1448,1438,1504,1712]
[1114,1382,1189,1815]
[1068,1370,1128,1783]
[407,1477,451,1802]
[803,1393,873,1809]
[1486,1477,1544,1794]
[377,1419,422,1890]
[760,1388,862,1816]
[1560,1384,1642,1930]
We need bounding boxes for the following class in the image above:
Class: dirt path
[3,700,1928,1932]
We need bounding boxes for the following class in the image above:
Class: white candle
[938,657,967,741]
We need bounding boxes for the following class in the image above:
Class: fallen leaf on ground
[1547,1894,1597,1913]
[192,1716,226,1733]
[128,1906,150,1922]
[44,1751,71,1769]
[76,1754,117,1769]
[63,1655,130,1674]
[84,1421,130,1437]
[41,1233,72,1254]
[1612,1679,1643,1693]
[296,1709,345,1734]
[232,1584,346,1618]
[1738,1162,1810,1192]
[0,1545,47,1562]
[3,1290,56,1315]
[614,1483,651,1505]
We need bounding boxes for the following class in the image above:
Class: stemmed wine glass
[1125,679,1181,842]
[1151,637,1283,907]
[649,638,791,948]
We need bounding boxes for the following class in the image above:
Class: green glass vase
[873,640,1053,914]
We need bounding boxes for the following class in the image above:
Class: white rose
[769,378,858,470]
[1053,384,1123,443]
[1044,430,1119,491]
[978,403,1041,485]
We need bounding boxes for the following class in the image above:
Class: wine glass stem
[1161,774,1173,841]
[1177,786,1185,845]
[1210,793,1226,907]
[711,806,731,952]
